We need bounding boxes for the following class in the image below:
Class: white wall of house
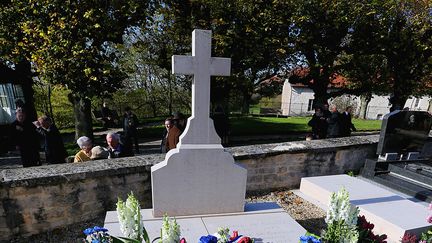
[0,83,24,124]
[281,80,431,119]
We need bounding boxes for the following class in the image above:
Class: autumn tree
[157,0,293,113]
[287,0,358,107]
[0,0,152,138]
[346,0,432,112]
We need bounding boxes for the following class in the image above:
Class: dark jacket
[123,112,139,135]
[327,112,341,138]
[340,112,356,136]
[107,141,133,158]
[11,120,40,167]
[36,124,67,164]
[308,114,328,139]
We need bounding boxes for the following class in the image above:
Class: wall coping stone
[228,134,379,159]
[0,135,379,187]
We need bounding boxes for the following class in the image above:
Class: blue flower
[93,226,108,232]
[83,227,94,235]
[299,235,321,243]
[91,239,100,243]
[199,235,218,243]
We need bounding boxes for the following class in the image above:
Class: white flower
[160,214,181,243]
[324,187,360,243]
[117,193,144,241]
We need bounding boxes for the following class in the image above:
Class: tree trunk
[47,84,54,124]
[358,93,372,119]
[73,96,93,140]
[312,85,329,108]
[428,99,432,113]
[241,92,250,115]
[389,94,408,112]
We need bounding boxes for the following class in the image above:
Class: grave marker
[151,29,247,217]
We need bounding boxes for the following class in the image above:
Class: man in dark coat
[326,105,341,138]
[308,107,328,139]
[106,132,133,158]
[11,109,40,167]
[35,115,67,164]
[340,106,357,137]
[101,102,115,129]
[123,106,139,154]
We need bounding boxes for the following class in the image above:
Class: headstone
[377,110,432,159]
[151,29,247,217]
[105,29,307,242]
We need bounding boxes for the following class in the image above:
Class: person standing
[308,107,328,139]
[101,102,114,129]
[164,118,181,152]
[11,108,40,167]
[123,106,139,154]
[340,106,357,137]
[326,105,341,138]
[34,115,67,164]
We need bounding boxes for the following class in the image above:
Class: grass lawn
[142,116,382,137]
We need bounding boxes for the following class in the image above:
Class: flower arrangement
[321,187,360,243]
[83,226,111,243]
[401,232,417,243]
[116,192,150,243]
[198,228,253,243]
[159,214,183,243]
[419,203,432,243]
[299,232,321,243]
[357,215,387,243]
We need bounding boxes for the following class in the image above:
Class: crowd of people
[10,104,190,167]
[307,104,356,140]
[10,101,356,167]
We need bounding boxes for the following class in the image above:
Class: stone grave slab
[300,175,430,242]
[151,29,247,217]
[104,202,306,243]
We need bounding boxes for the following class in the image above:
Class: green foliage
[1,0,152,138]
[288,0,358,105]
[421,228,432,243]
[229,116,381,136]
[157,0,293,113]
[34,85,74,129]
[64,142,79,157]
[344,0,432,110]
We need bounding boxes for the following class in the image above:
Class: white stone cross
[172,29,231,145]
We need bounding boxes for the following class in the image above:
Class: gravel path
[9,190,326,243]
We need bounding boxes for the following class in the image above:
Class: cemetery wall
[0,135,378,240]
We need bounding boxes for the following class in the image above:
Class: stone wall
[0,135,378,240]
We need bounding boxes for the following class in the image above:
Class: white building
[281,80,431,119]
